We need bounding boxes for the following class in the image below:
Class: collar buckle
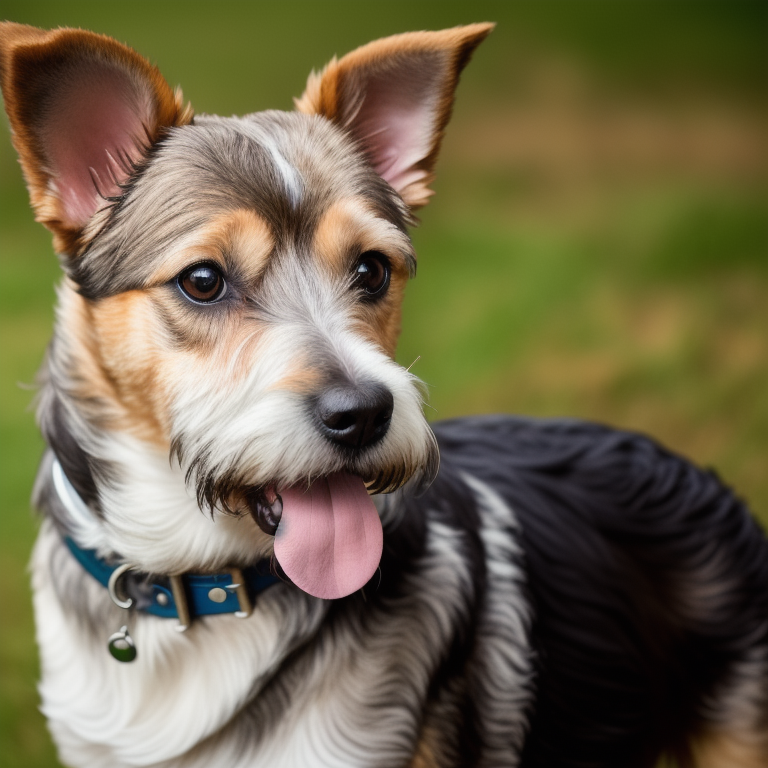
[169,575,191,631]
[226,568,253,619]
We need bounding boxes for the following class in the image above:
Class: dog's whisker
[405,355,421,372]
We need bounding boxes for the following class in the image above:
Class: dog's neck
[50,456,281,628]
[35,378,275,575]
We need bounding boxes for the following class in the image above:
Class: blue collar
[53,459,280,629]
[64,536,280,628]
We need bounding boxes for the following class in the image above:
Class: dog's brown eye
[354,252,390,299]
[177,264,227,303]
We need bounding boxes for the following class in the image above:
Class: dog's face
[0,22,491,597]
[81,111,423,497]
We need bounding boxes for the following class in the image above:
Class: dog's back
[424,416,768,767]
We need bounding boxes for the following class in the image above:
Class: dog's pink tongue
[274,473,383,600]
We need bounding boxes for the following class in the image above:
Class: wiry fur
[3,21,767,768]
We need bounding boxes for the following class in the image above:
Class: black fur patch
[40,393,103,513]
[431,415,768,767]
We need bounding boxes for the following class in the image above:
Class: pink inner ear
[349,55,444,194]
[44,67,153,226]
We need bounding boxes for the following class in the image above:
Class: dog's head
[1,22,491,598]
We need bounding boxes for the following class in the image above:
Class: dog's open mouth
[246,473,383,600]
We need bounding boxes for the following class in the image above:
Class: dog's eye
[177,264,227,303]
[353,252,390,299]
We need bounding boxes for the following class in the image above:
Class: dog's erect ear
[295,23,493,210]
[0,22,192,255]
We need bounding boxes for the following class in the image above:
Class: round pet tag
[108,625,137,662]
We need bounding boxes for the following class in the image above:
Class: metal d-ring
[108,563,137,609]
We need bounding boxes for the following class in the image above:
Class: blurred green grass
[1,2,766,766]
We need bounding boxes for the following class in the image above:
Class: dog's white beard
[169,319,438,507]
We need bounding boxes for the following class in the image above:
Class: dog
[2,20,767,768]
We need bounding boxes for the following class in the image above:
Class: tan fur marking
[130,208,275,401]
[354,274,408,358]
[409,726,442,768]
[690,728,768,768]
[0,22,193,254]
[149,208,274,286]
[55,283,124,414]
[135,210,280,404]
[269,368,324,396]
[161,304,266,386]
[53,283,169,447]
[312,199,367,274]
[295,24,493,209]
[313,198,412,357]
[313,198,414,273]
[89,290,173,446]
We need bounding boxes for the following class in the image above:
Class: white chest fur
[32,474,532,768]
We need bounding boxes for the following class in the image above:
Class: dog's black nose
[316,382,394,450]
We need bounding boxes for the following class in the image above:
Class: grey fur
[73,112,413,300]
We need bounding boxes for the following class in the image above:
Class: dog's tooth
[248,490,283,536]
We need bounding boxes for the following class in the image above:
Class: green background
[1,2,766,765]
